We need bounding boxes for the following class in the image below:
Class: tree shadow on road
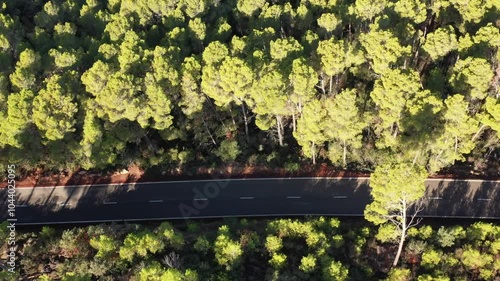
[421,179,499,218]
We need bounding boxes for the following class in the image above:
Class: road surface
[1,177,499,225]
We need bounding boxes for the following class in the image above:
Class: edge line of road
[14,213,500,226]
[13,177,500,189]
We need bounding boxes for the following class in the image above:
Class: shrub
[269,253,287,269]
[467,222,497,242]
[89,234,118,258]
[385,268,411,281]
[417,274,450,281]
[421,250,442,268]
[193,236,211,254]
[460,248,493,270]
[331,234,344,249]
[418,226,434,240]
[215,139,241,162]
[158,222,184,250]
[322,260,349,281]
[435,227,456,247]
[299,254,317,273]
[375,224,399,243]
[265,235,283,254]
[284,161,300,172]
[40,226,56,240]
[214,227,243,270]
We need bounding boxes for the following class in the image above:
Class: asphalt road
[1,177,499,225]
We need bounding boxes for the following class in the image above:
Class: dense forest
[0,0,500,175]
[1,218,498,280]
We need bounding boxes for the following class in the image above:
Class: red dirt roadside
[3,164,370,188]
[2,163,498,188]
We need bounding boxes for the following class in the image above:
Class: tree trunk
[241,103,250,143]
[276,116,283,146]
[292,112,296,132]
[454,135,458,155]
[342,139,347,167]
[312,141,316,165]
[329,75,333,95]
[393,200,407,267]
[143,132,156,153]
[230,108,236,126]
[393,223,406,267]
[412,150,419,165]
[202,118,217,145]
[471,124,487,141]
[392,124,399,138]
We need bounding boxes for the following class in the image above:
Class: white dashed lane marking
[103,201,118,205]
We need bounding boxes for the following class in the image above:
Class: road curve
[1,177,499,225]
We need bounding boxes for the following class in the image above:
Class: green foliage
[417,225,434,240]
[435,226,457,247]
[429,94,479,172]
[393,0,426,24]
[317,13,341,33]
[0,221,8,242]
[385,268,411,281]
[422,26,458,61]
[119,231,165,261]
[479,97,500,138]
[237,0,266,16]
[136,261,186,281]
[158,222,184,250]
[61,272,92,281]
[365,163,427,225]
[7,218,500,280]
[194,236,211,254]
[1,0,500,184]
[466,222,498,241]
[9,49,41,91]
[322,260,349,281]
[265,235,283,254]
[215,139,241,162]
[89,234,118,258]
[317,38,364,77]
[38,274,52,281]
[32,74,78,140]
[375,223,400,243]
[180,56,204,116]
[331,234,344,249]
[421,249,443,268]
[289,58,317,107]
[449,0,488,23]
[324,89,366,166]
[214,225,243,270]
[350,0,388,20]
[359,24,411,74]
[0,89,34,148]
[449,57,493,100]
[460,247,494,270]
[417,274,450,281]
[298,254,317,273]
[294,99,327,164]
[269,253,287,269]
